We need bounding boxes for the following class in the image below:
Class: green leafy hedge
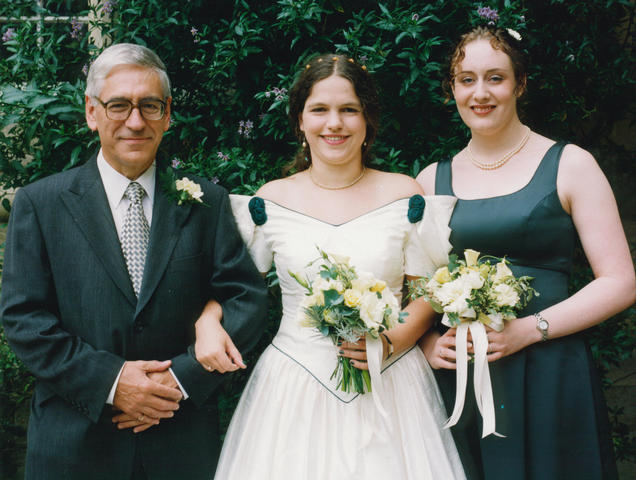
[1,0,634,474]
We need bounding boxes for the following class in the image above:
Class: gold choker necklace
[468,126,531,170]
[309,166,366,190]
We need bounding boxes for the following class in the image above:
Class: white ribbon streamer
[365,332,388,419]
[442,314,504,438]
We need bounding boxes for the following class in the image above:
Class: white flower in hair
[506,28,522,41]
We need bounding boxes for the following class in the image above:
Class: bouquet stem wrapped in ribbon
[290,249,407,413]
[410,249,537,437]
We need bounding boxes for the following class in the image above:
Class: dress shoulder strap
[434,158,454,195]
[529,141,569,193]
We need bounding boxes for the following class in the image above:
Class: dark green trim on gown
[434,142,618,480]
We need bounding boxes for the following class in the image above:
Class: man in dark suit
[0,43,267,479]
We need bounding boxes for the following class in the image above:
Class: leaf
[323,289,343,307]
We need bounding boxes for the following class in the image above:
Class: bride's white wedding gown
[214,194,465,480]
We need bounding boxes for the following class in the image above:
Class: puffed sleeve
[404,194,457,277]
[229,194,273,273]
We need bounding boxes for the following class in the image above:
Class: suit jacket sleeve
[169,190,268,406]
[1,188,124,422]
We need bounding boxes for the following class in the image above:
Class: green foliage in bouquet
[410,249,537,330]
[290,249,406,393]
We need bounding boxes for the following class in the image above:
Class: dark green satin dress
[434,142,618,480]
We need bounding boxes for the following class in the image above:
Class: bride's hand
[194,300,246,373]
[338,334,393,370]
[338,337,369,370]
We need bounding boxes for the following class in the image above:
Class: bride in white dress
[196,54,465,480]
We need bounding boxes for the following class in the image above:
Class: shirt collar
[96,149,156,209]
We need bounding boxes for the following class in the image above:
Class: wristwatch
[534,312,549,341]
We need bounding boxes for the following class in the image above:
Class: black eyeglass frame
[92,97,168,121]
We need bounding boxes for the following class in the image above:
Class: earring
[302,140,307,148]
[363,141,368,147]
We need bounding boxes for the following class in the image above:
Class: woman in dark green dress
[417,27,636,480]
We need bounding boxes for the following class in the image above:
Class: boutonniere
[160,168,208,207]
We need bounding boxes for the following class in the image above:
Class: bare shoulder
[371,170,423,198]
[558,143,606,191]
[559,143,599,174]
[255,174,303,203]
[415,162,438,195]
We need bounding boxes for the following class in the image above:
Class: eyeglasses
[93,97,167,121]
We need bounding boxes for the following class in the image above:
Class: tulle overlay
[216,195,465,480]
[216,345,464,479]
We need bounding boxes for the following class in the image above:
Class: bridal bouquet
[409,248,537,332]
[290,249,407,394]
[410,249,537,437]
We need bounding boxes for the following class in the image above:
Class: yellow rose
[464,249,480,267]
[433,266,452,284]
[370,280,386,292]
[344,288,363,307]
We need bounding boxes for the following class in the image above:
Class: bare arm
[484,145,636,360]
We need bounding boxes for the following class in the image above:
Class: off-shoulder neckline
[257,196,415,227]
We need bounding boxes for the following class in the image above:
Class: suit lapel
[135,170,192,315]
[60,157,137,306]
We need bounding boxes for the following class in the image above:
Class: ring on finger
[138,414,145,422]
[204,364,213,372]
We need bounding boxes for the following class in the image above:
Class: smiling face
[299,74,367,168]
[452,39,520,136]
[85,64,171,179]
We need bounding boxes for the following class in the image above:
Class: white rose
[461,269,485,290]
[351,271,376,292]
[492,283,520,307]
[176,177,204,202]
[359,291,385,331]
[343,288,363,307]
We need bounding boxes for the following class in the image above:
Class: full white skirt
[214,345,466,480]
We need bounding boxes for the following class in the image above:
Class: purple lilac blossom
[412,13,419,21]
[211,177,220,184]
[238,120,253,138]
[2,28,16,43]
[82,64,89,76]
[102,0,117,15]
[217,152,230,162]
[70,19,83,39]
[172,158,184,168]
[477,6,499,22]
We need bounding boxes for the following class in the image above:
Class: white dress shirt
[97,150,188,404]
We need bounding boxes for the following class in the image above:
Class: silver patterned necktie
[121,181,150,297]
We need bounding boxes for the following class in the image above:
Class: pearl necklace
[468,126,531,170]
[309,166,366,190]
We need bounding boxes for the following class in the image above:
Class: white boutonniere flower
[175,177,204,205]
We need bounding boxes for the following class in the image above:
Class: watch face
[538,319,548,330]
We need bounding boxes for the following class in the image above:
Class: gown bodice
[230,194,456,402]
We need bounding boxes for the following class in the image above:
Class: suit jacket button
[134,323,144,332]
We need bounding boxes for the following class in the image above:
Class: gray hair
[85,43,171,99]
